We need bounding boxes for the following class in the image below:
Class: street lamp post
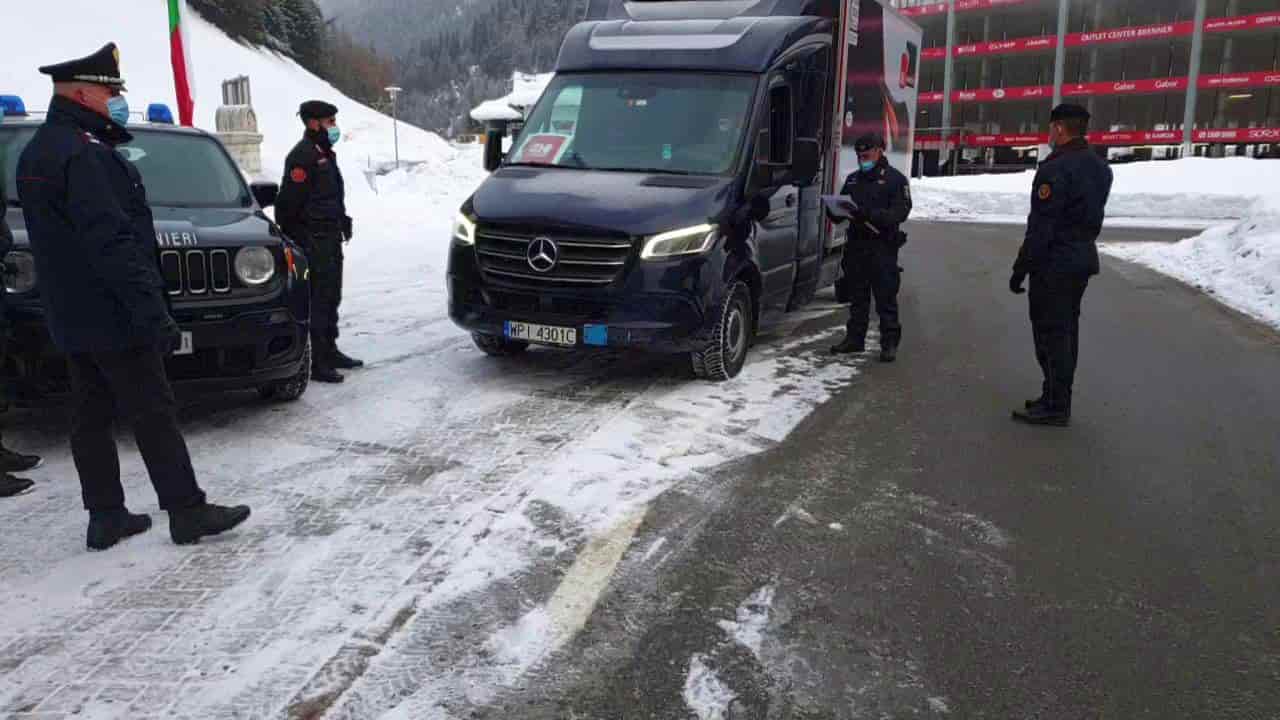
[385,85,403,170]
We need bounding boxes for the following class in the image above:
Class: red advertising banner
[1199,71,1280,90]
[968,133,1047,146]
[919,91,945,104]
[922,47,948,60]
[901,0,1029,17]
[916,127,1280,149]
[954,85,1051,103]
[1204,11,1280,33]
[1193,127,1280,143]
[1063,77,1188,97]
[1088,130,1183,145]
[955,35,1057,57]
[1065,21,1195,47]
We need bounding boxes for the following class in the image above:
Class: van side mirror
[793,138,820,185]
[484,120,509,172]
[250,181,279,209]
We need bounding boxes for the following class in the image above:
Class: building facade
[894,0,1280,173]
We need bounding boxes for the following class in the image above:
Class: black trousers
[67,345,205,513]
[307,229,345,365]
[843,240,902,346]
[1029,272,1090,411]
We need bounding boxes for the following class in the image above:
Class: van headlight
[640,224,719,260]
[452,212,476,246]
[3,251,37,294]
[235,246,276,286]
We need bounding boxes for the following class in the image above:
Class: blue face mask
[327,126,341,145]
[107,95,130,126]
[859,159,876,172]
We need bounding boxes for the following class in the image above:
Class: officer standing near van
[17,43,250,548]
[830,133,912,362]
[275,100,361,384]
[1009,103,1113,427]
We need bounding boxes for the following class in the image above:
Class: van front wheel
[692,280,752,381]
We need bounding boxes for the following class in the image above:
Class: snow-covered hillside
[913,157,1280,227]
[0,0,451,184]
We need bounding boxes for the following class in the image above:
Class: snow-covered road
[0,146,869,719]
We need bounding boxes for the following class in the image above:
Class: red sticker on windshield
[290,167,308,183]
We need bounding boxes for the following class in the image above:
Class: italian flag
[168,0,196,126]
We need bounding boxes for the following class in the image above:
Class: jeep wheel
[259,338,311,402]
[692,280,752,381]
[472,332,529,357]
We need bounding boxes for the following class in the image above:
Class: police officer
[0,168,41,499]
[1009,103,1113,427]
[831,133,913,362]
[17,43,250,548]
[275,100,360,384]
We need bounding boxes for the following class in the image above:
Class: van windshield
[2,126,250,208]
[507,73,756,176]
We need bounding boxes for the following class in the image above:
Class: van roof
[556,13,832,74]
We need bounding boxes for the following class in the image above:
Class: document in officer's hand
[821,195,859,222]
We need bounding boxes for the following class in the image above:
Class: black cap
[854,133,886,152]
[299,100,339,121]
[1050,103,1090,122]
[38,43,126,89]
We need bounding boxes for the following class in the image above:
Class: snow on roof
[507,72,553,109]
[470,99,522,122]
[469,71,554,122]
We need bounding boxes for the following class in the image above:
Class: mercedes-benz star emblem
[527,236,559,273]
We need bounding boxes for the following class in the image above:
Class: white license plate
[504,321,577,347]
[175,331,194,356]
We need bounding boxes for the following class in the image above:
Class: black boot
[1012,404,1071,427]
[331,349,364,370]
[87,510,153,551]
[0,474,35,498]
[0,447,42,473]
[170,503,252,546]
[1025,396,1048,410]
[879,342,899,363]
[831,336,866,355]
[311,365,345,384]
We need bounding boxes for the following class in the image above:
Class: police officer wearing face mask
[831,133,913,362]
[16,43,251,548]
[275,101,360,384]
[1009,103,1113,427]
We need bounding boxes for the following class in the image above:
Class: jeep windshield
[506,72,756,176]
[2,126,251,209]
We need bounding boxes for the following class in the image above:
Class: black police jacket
[840,158,913,247]
[16,96,171,355]
[276,130,350,244]
[1014,138,1113,277]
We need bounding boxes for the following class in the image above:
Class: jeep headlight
[3,251,37,294]
[235,246,276,286]
[640,224,719,260]
[452,212,476,246]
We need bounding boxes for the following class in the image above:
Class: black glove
[342,215,353,242]
[158,315,184,355]
[1009,272,1027,295]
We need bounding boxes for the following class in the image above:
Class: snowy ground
[912,157,1280,229]
[1101,194,1280,330]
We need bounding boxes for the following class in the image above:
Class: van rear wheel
[472,332,529,357]
[692,280,752,381]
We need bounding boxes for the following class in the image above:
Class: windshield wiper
[592,167,699,176]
